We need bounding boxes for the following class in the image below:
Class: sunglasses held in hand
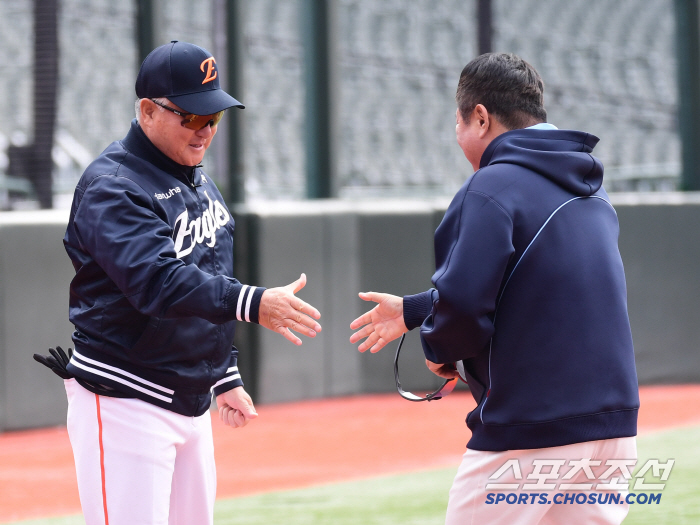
[151,98,225,130]
[394,333,465,402]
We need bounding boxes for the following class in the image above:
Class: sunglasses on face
[394,333,465,402]
[150,99,224,130]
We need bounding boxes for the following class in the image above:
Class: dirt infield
[1,384,699,523]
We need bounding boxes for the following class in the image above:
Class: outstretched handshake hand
[349,292,407,353]
[350,292,458,382]
[258,273,322,346]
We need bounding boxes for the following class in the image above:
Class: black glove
[33,346,132,398]
[33,346,74,380]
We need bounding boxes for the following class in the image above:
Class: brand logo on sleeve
[172,191,231,258]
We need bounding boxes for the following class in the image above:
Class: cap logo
[200,57,218,84]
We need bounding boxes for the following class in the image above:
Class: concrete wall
[1,194,699,430]
[612,193,700,383]
[0,210,74,431]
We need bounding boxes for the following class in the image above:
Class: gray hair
[134,97,169,123]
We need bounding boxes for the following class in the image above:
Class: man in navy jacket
[351,53,639,524]
[51,42,322,525]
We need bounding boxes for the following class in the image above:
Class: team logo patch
[200,57,217,84]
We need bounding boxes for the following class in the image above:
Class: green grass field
[8,425,700,525]
[624,425,700,525]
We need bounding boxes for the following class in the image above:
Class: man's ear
[140,99,155,126]
[473,104,491,138]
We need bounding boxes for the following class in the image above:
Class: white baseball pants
[445,436,637,525]
[64,378,216,525]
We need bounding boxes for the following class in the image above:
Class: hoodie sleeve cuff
[212,351,244,397]
[403,289,436,331]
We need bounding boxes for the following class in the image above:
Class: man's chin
[183,152,206,166]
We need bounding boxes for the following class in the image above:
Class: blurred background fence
[0,0,688,210]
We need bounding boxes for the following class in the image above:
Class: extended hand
[258,273,322,346]
[349,292,408,353]
[217,386,258,428]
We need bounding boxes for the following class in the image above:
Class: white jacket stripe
[236,285,249,321]
[72,349,174,394]
[244,286,257,322]
[70,360,173,403]
[211,373,242,390]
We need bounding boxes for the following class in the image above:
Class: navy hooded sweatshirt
[403,128,639,452]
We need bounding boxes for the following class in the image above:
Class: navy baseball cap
[135,41,244,115]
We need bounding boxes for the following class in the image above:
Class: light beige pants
[445,436,637,525]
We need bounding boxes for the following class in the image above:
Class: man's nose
[196,122,214,137]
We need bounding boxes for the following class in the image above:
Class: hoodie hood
[480,128,603,196]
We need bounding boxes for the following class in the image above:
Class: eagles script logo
[172,191,230,258]
[200,57,217,84]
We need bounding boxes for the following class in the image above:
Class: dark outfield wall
[1,194,699,430]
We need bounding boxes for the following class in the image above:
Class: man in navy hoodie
[350,53,639,524]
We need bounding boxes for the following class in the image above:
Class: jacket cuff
[403,290,435,330]
[212,354,244,397]
[229,284,266,324]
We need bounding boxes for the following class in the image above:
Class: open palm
[349,292,408,353]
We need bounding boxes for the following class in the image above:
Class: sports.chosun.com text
[485,492,661,505]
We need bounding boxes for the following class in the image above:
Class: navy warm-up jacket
[64,120,265,417]
[403,128,639,451]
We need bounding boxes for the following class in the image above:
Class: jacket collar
[121,119,200,185]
